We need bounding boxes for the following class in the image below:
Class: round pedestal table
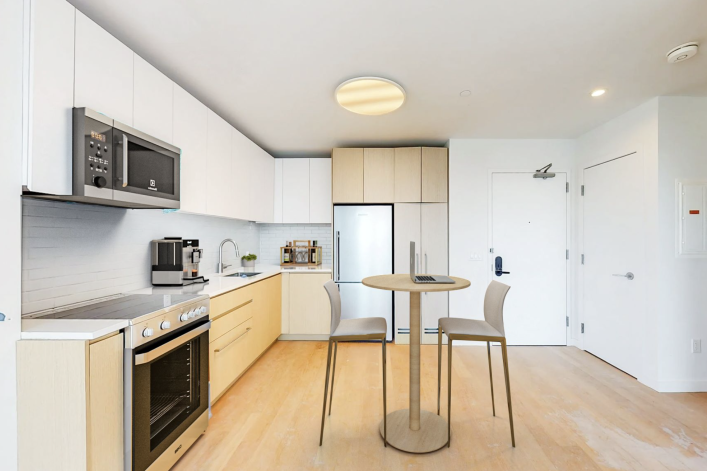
[362,274,471,453]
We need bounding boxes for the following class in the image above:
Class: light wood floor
[173,342,707,471]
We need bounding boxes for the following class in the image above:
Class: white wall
[448,139,576,338]
[22,199,260,314]
[0,0,24,467]
[656,97,707,392]
[259,224,332,266]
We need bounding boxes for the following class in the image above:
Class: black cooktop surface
[33,294,203,321]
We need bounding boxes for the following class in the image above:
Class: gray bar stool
[320,280,388,446]
[437,280,515,447]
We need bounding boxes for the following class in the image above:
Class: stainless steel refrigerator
[333,205,393,340]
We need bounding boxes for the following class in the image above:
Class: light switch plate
[692,339,701,353]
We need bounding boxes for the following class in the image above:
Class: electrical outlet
[692,339,702,353]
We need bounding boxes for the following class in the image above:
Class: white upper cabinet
[231,128,252,220]
[133,55,173,143]
[309,158,332,223]
[74,11,133,125]
[206,110,232,218]
[273,160,284,223]
[282,159,310,223]
[173,85,208,214]
[251,148,275,223]
[25,0,75,195]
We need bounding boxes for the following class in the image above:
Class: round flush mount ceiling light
[591,89,606,97]
[666,42,699,63]
[459,90,471,97]
[335,77,406,115]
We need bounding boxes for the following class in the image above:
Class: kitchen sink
[226,272,262,278]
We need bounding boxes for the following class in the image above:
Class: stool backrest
[484,280,511,337]
[323,280,342,336]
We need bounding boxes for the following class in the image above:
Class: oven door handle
[134,321,210,366]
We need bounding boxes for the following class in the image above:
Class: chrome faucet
[218,239,240,273]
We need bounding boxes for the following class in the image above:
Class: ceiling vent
[666,42,699,64]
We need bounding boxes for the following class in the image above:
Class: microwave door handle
[122,134,128,187]
[134,321,210,366]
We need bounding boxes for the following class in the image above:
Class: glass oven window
[127,140,175,194]
[148,337,201,451]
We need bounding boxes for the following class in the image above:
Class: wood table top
[362,274,471,292]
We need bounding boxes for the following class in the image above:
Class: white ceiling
[69,0,707,157]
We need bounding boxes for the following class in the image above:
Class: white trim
[278,334,329,341]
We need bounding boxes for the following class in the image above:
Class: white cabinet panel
[231,128,252,220]
[74,11,133,125]
[251,148,274,223]
[282,159,310,223]
[273,159,283,223]
[394,204,421,343]
[309,158,332,223]
[421,203,448,343]
[25,0,75,195]
[206,110,232,218]
[173,85,207,214]
[133,55,173,144]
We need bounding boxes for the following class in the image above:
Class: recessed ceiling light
[591,89,606,97]
[335,77,405,115]
[459,90,471,97]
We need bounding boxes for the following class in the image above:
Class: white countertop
[20,264,331,340]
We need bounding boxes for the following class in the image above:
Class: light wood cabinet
[421,147,448,202]
[309,158,332,223]
[24,0,76,196]
[282,273,332,336]
[133,55,173,144]
[282,159,310,223]
[364,148,395,202]
[74,11,133,125]
[18,333,124,471]
[332,148,364,203]
[210,314,254,401]
[173,85,208,214]
[394,148,422,202]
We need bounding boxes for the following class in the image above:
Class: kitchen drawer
[210,299,253,343]
[210,284,255,320]
[210,318,253,402]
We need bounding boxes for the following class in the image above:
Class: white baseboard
[278,334,329,341]
[650,379,707,393]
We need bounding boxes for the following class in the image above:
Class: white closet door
[309,158,332,223]
[421,203,448,344]
[133,55,173,144]
[173,85,207,214]
[393,203,421,344]
[74,11,133,125]
[282,159,310,223]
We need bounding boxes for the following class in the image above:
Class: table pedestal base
[379,409,448,453]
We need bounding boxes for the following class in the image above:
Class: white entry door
[491,172,568,345]
[583,153,644,377]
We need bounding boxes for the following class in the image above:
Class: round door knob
[160,321,171,330]
[179,312,189,322]
[142,327,154,338]
[93,175,107,188]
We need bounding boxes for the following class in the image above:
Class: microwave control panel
[81,117,113,189]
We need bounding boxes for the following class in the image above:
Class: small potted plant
[241,253,257,268]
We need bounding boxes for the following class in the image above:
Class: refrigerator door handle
[336,231,341,281]
[416,253,419,274]
[424,252,428,296]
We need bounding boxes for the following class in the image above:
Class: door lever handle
[612,272,635,280]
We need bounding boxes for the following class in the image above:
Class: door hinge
[581,185,585,196]
[581,254,585,265]
[566,182,569,193]
[489,247,494,254]
[566,249,569,260]
[581,323,585,334]
[566,316,569,327]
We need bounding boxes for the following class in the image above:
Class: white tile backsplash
[259,224,332,266]
[21,198,260,314]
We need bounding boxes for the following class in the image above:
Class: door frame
[487,169,571,346]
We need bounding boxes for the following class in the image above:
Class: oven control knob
[199,306,207,315]
[142,327,154,338]
[179,312,189,322]
[160,321,171,330]
[92,175,107,188]
[188,310,196,319]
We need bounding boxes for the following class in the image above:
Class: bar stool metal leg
[328,341,338,415]
[319,339,334,446]
[501,339,515,447]
[487,341,496,416]
[382,339,387,447]
[447,338,452,447]
[437,328,442,415]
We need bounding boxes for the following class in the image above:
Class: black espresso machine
[151,237,208,286]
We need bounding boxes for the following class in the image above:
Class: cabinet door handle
[215,327,251,353]
[336,231,340,281]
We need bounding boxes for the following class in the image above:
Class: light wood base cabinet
[209,274,282,405]
[280,272,332,337]
[17,333,124,471]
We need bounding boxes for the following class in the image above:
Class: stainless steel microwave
[70,107,181,209]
